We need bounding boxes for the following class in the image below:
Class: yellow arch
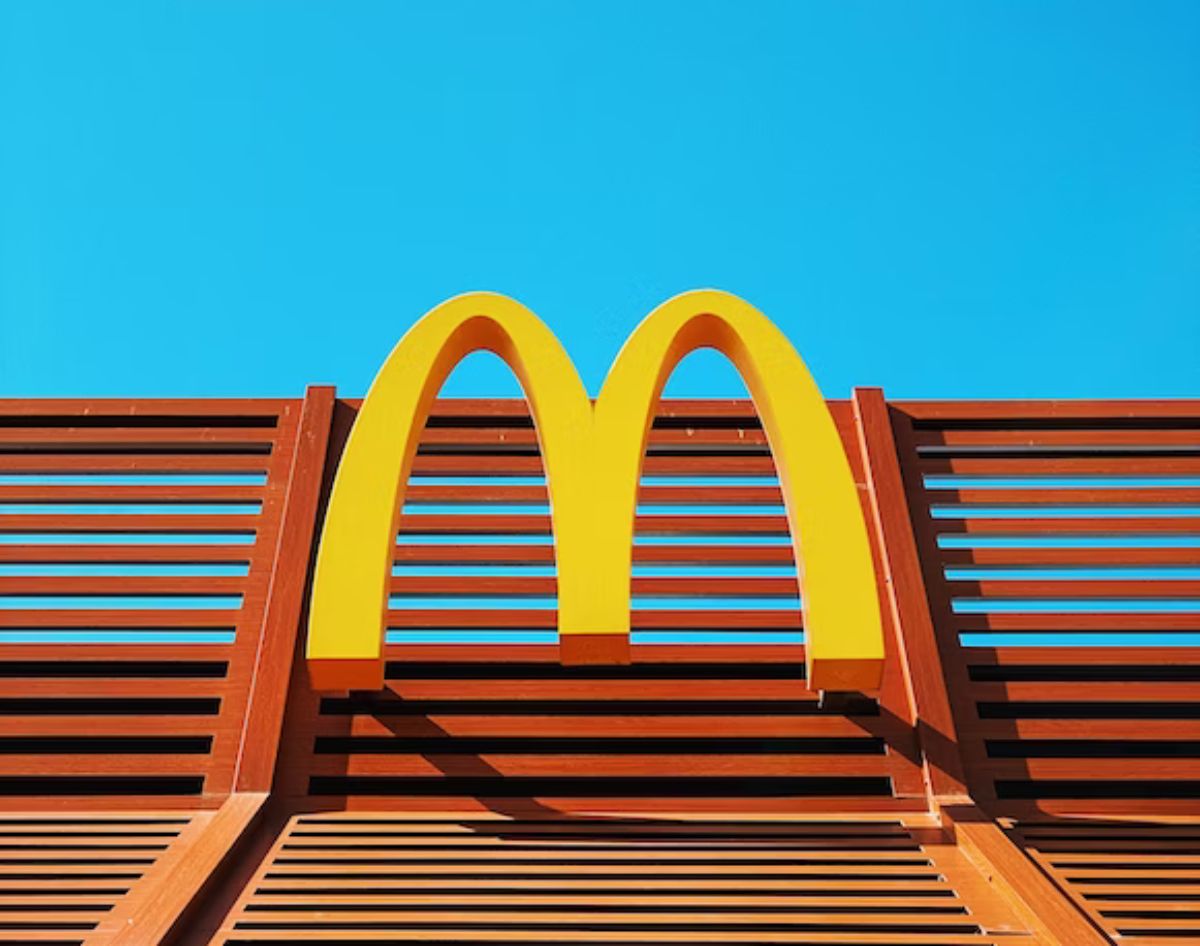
[593,290,884,690]
[307,290,884,692]
[306,293,597,690]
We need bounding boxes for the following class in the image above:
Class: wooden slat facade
[0,391,1194,944]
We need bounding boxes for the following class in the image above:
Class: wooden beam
[853,388,969,803]
[84,792,266,946]
[234,386,336,792]
[941,802,1114,945]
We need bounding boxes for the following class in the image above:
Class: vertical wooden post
[234,385,336,792]
[852,387,970,803]
[855,389,1113,945]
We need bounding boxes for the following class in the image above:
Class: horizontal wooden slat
[918,457,1200,475]
[964,646,1200,665]
[0,399,292,416]
[396,514,792,535]
[402,484,786,505]
[0,514,260,532]
[931,516,1200,533]
[913,429,1200,447]
[407,456,785,476]
[0,755,210,775]
[300,755,893,778]
[411,427,777,448]
[0,609,242,627]
[328,715,871,738]
[924,579,1200,598]
[0,454,271,472]
[895,399,1200,420]
[940,547,1200,566]
[392,544,797,565]
[383,610,804,628]
[0,427,277,446]
[952,613,1200,631]
[932,488,1200,504]
[387,576,799,597]
[0,577,247,595]
[0,484,263,502]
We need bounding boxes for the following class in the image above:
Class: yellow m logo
[307,290,884,692]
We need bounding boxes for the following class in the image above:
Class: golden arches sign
[307,290,885,692]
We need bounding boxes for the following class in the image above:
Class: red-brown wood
[853,388,969,803]
[3,393,1196,944]
[0,397,305,809]
[234,387,336,792]
[888,397,1200,821]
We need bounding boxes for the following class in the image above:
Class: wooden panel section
[1015,819,1200,945]
[941,804,1112,945]
[890,398,1200,817]
[90,793,266,946]
[269,398,925,812]
[0,811,200,945]
[207,813,1043,945]
[0,399,305,807]
[3,393,1197,943]
[274,647,925,813]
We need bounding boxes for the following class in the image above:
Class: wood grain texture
[853,388,969,803]
[0,811,197,941]
[207,811,1042,945]
[0,397,304,807]
[234,387,335,792]
[943,803,1113,945]
[889,397,1200,817]
[268,396,926,812]
[0,394,1196,944]
[85,792,266,946]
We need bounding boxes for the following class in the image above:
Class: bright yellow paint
[307,290,885,692]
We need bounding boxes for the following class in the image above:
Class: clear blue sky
[1,1,1196,399]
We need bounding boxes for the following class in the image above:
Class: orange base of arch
[558,633,631,665]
